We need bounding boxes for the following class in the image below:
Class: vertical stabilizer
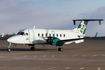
[76,21,88,34]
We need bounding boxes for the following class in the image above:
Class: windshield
[17,32,28,36]
[17,32,24,35]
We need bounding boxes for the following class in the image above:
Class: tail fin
[76,21,88,34]
[73,19,103,34]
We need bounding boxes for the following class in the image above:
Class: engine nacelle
[46,37,53,45]
[46,37,60,45]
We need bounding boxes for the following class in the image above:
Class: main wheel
[7,48,11,52]
[30,47,35,51]
[58,48,63,51]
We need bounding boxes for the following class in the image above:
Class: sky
[0,0,105,36]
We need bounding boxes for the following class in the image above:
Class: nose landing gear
[7,48,11,52]
[7,42,11,52]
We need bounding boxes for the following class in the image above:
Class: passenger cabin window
[42,33,44,37]
[56,34,58,37]
[46,33,47,37]
[53,34,55,37]
[60,34,62,37]
[49,34,51,36]
[64,34,65,37]
[38,33,40,36]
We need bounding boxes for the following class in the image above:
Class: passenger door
[28,29,34,43]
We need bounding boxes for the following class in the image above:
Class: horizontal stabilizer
[73,19,104,25]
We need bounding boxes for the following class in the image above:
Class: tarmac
[0,37,105,70]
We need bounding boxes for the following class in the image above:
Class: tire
[58,48,63,51]
[30,47,35,51]
[7,48,11,52]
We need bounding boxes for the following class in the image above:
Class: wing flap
[75,39,84,44]
[57,38,84,43]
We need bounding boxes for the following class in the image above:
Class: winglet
[99,20,102,25]
[73,20,76,25]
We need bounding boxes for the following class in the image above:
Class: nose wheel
[7,48,11,52]
[7,42,11,52]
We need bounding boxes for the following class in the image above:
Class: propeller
[40,29,49,40]
[39,29,54,45]
[46,29,49,37]
[38,29,48,48]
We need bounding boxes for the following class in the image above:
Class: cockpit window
[17,32,24,35]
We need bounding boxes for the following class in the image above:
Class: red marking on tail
[86,22,88,25]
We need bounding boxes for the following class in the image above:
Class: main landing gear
[57,47,63,51]
[30,47,35,51]
[28,44,35,51]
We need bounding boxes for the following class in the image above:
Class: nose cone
[7,37,14,43]
[7,35,27,44]
[7,35,18,43]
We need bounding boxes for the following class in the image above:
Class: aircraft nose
[7,38,14,43]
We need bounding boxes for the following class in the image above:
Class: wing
[57,38,86,46]
[44,36,86,46]
[57,38,85,43]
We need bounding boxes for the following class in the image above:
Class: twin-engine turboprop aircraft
[7,19,103,52]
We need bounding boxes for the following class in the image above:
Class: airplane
[7,19,103,52]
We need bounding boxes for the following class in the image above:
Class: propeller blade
[46,29,49,37]
[40,29,49,40]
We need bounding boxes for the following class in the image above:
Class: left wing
[44,37,86,46]
[56,38,85,46]
[57,38,85,43]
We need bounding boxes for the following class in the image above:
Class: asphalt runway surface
[0,37,105,70]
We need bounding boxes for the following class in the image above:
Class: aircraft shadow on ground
[0,48,57,51]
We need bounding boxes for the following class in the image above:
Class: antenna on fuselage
[33,26,35,29]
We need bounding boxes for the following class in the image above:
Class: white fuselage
[7,28,83,45]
